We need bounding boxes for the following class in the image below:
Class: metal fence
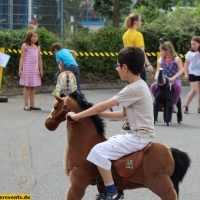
[0,0,104,37]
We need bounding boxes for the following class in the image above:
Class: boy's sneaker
[173,104,177,113]
[182,106,189,114]
[96,191,121,200]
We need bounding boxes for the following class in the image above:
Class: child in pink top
[19,30,43,111]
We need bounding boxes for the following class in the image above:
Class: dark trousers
[140,67,146,82]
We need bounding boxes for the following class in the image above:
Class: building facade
[0,0,104,32]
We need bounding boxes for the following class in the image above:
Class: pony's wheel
[0,96,8,103]
[165,121,171,126]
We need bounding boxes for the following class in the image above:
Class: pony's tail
[170,148,191,196]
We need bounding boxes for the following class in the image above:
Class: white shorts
[86,133,153,170]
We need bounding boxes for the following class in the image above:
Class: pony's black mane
[69,91,105,136]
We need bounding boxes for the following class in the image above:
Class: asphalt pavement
[0,86,199,200]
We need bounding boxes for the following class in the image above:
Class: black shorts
[189,74,200,82]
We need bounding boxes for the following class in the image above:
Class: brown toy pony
[45,91,190,200]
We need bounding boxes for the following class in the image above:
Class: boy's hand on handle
[66,112,77,121]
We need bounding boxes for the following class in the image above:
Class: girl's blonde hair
[159,41,177,58]
[124,14,140,29]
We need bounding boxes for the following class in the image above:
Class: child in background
[183,36,200,114]
[110,13,154,112]
[66,46,154,200]
[51,43,81,92]
[150,41,184,113]
[19,30,43,111]
[122,13,154,81]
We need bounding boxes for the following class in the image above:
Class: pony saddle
[112,142,152,189]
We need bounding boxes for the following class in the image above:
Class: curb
[0,82,128,96]
[0,81,190,97]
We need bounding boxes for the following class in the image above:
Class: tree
[135,0,180,11]
[94,0,200,28]
[183,0,200,6]
[93,0,132,28]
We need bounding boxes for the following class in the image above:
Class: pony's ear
[53,94,63,102]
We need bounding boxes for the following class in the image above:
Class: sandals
[24,107,31,111]
[182,106,189,114]
[182,106,200,114]
[30,107,41,110]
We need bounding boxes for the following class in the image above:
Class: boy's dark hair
[51,43,63,52]
[117,46,145,75]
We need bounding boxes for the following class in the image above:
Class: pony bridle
[48,96,69,123]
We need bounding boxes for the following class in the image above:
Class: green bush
[64,25,124,73]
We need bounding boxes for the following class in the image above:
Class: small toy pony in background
[154,68,182,126]
[154,68,173,126]
[52,63,77,98]
[152,38,183,126]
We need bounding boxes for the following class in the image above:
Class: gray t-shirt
[185,51,200,76]
[112,79,155,139]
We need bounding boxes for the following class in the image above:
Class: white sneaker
[173,104,177,113]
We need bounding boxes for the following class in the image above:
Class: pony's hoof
[166,122,171,126]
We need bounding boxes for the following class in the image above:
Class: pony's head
[157,68,170,90]
[45,94,69,131]
[45,91,105,136]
